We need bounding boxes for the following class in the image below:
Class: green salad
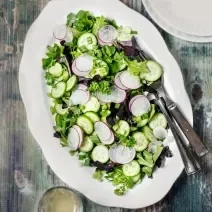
[42,10,173,195]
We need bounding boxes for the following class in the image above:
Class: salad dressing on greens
[42,10,173,195]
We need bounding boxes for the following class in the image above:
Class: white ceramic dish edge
[143,0,212,43]
[19,0,192,208]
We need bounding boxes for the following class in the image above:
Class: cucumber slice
[137,118,149,127]
[77,115,94,134]
[84,112,100,123]
[56,74,64,82]
[51,82,66,98]
[149,104,156,121]
[133,132,148,152]
[77,33,97,50]
[55,103,68,115]
[149,113,167,129]
[49,63,63,77]
[145,60,163,82]
[79,136,94,152]
[62,70,69,81]
[122,160,140,177]
[91,145,109,163]
[82,97,100,113]
[66,75,78,92]
[113,120,130,136]
[133,173,141,183]
[142,126,157,142]
[55,114,62,126]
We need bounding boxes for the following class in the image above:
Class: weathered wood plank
[0,0,211,212]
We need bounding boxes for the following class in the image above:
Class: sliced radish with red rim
[98,25,117,44]
[97,38,113,46]
[70,89,90,105]
[118,40,132,46]
[72,125,84,147]
[114,72,129,90]
[112,86,127,103]
[94,121,112,141]
[67,127,80,151]
[129,95,143,111]
[76,84,88,91]
[53,24,67,40]
[120,70,142,89]
[72,54,93,77]
[97,86,126,103]
[109,144,135,164]
[101,132,114,145]
[130,95,151,117]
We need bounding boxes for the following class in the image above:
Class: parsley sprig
[88,80,111,94]
[116,134,136,148]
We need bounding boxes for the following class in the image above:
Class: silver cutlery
[148,78,208,157]
[131,36,208,157]
[147,92,201,175]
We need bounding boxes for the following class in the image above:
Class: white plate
[19,0,192,208]
[143,0,212,42]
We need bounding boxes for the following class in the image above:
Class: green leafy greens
[88,80,111,94]
[42,44,64,70]
[105,168,136,195]
[116,134,136,148]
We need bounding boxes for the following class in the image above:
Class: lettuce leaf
[105,168,135,196]
[66,10,94,32]
[92,16,108,35]
[42,44,64,70]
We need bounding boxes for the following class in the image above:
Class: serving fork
[131,36,208,157]
[147,92,201,175]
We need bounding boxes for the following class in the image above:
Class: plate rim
[19,0,192,208]
[142,0,212,43]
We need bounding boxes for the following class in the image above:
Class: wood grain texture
[0,0,211,212]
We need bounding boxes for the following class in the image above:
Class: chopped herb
[116,134,136,148]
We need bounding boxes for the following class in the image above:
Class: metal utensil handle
[156,98,201,175]
[168,104,208,157]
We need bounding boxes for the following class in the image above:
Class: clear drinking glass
[38,187,83,212]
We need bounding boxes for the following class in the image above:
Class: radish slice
[148,141,163,153]
[75,84,90,101]
[112,86,127,103]
[98,38,112,46]
[67,127,80,151]
[129,95,143,111]
[98,25,117,43]
[163,131,174,146]
[72,125,84,147]
[75,54,93,72]
[114,72,129,90]
[70,89,90,105]
[76,84,88,91]
[72,54,93,77]
[153,126,168,140]
[101,133,114,145]
[97,92,114,103]
[53,24,67,40]
[120,70,142,89]
[94,121,112,141]
[130,95,151,117]
[72,61,90,77]
[119,40,132,46]
[97,86,126,103]
[109,144,135,164]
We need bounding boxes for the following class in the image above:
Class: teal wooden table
[0,0,212,211]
